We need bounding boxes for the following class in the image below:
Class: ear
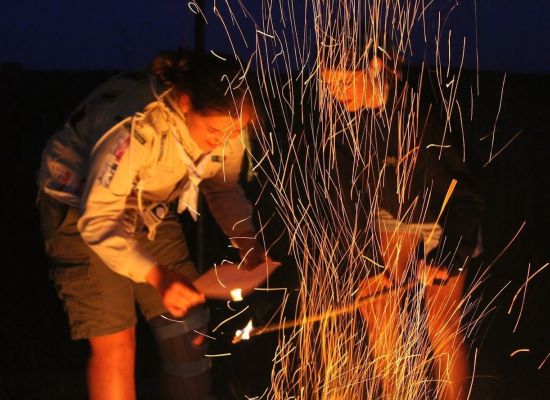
[369,56,385,78]
[178,93,192,113]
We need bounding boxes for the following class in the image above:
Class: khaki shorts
[39,193,198,340]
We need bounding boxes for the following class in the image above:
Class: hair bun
[148,48,252,117]
[150,49,192,87]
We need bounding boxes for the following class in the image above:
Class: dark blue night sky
[1,1,549,72]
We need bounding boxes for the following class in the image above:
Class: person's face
[179,94,251,152]
[321,58,386,111]
[321,69,372,112]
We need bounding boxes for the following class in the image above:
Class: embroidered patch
[48,162,85,195]
[51,168,73,191]
[97,134,131,187]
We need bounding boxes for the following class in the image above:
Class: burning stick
[232,279,425,344]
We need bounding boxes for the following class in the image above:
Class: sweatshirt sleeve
[77,122,157,282]
[199,135,256,240]
[422,112,485,275]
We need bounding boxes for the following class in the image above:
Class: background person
[320,47,484,400]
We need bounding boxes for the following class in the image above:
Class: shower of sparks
[193,0,536,398]
[243,2,479,398]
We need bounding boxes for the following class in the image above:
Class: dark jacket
[330,81,484,274]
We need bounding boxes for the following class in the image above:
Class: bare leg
[360,293,400,398]
[87,327,136,400]
[360,231,419,398]
[425,273,469,400]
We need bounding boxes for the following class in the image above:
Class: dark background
[1,1,549,399]
[1,1,549,73]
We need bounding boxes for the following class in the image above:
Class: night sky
[1,0,549,72]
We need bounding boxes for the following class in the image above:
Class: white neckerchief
[175,139,210,220]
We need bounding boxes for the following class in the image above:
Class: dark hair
[150,49,252,117]
[319,17,402,82]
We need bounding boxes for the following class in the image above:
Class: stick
[233,280,420,343]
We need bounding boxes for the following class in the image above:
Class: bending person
[38,49,271,400]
